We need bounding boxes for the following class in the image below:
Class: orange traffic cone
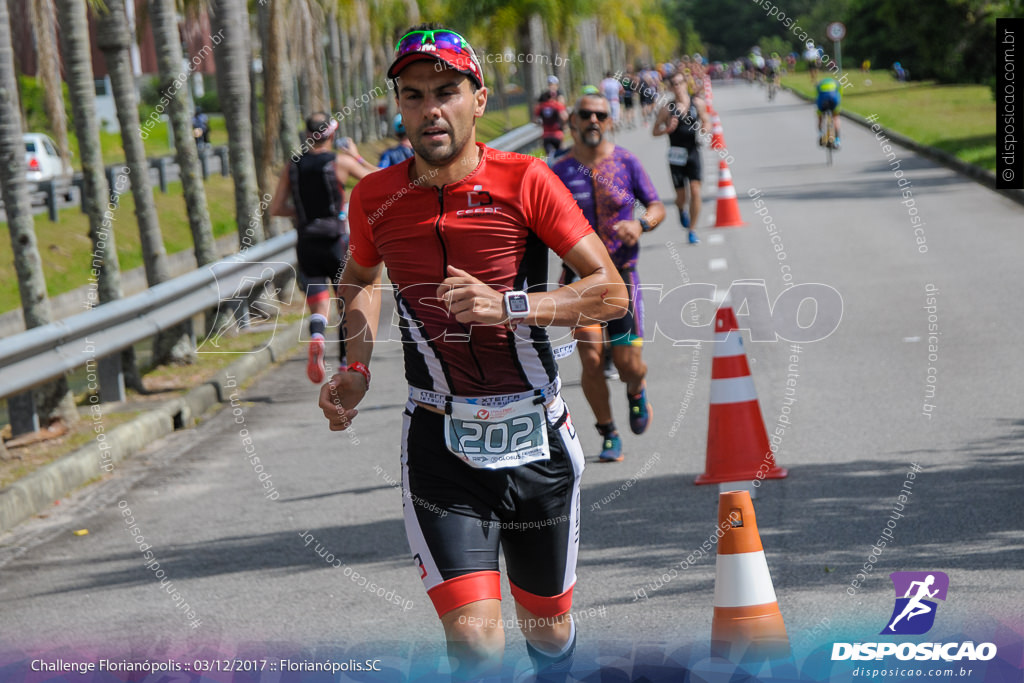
[709,114,726,151]
[703,77,714,111]
[696,302,786,487]
[711,490,790,662]
[712,160,744,228]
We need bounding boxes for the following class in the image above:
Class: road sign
[827,21,846,41]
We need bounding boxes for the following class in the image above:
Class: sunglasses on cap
[395,29,470,57]
[577,109,609,122]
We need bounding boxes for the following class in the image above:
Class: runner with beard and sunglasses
[552,91,665,463]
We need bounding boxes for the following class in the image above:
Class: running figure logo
[881,571,949,635]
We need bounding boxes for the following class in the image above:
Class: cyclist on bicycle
[815,76,842,149]
[765,53,781,100]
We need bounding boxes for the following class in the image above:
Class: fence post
[152,157,169,193]
[73,175,86,213]
[98,355,126,404]
[105,167,120,208]
[215,146,229,176]
[44,180,59,222]
[8,392,40,437]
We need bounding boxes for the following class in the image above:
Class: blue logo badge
[881,571,949,635]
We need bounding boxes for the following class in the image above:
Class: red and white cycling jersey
[348,143,593,397]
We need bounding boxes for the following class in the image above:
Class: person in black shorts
[652,72,709,244]
[269,112,376,383]
[620,71,637,129]
[318,23,627,682]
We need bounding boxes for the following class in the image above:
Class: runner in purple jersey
[551,91,666,462]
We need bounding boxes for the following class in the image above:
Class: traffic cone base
[710,490,790,662]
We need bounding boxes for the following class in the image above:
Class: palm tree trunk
[0,0,78,427]
[356,0,375,142]
[30,0,71,169]
[148,0,217,267]
[518,19,539,104]
[149,0,228,350]
[97,0,193,367]
[338,17,353,139]
[209,0,263,247]
[326,8,344,118]
[278,46,299,163]
[249,32,264,200]
[259,0,282,205]
[55,0,140,396]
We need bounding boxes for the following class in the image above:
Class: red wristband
[347,361,370,389]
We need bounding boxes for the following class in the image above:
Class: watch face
[507,294,529,314]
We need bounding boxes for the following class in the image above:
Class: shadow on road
[22,420,1023,606]
[578,417,1024,604]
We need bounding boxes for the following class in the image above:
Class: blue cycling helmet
[393,114,406,136]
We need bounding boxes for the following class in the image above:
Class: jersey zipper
[434,185,486,383]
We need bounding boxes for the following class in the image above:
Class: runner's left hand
[438,265,506,325]
[613,219,643,247]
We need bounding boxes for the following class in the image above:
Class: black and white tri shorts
[400,394,585,618]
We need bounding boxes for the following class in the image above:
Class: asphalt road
[1,82,1021,681]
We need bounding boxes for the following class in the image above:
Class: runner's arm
[318,258,383,431]
[335,152,376,183]
[440,232,627,328]
[698,100,711,136]
[614,201,666,246]
[651,106,673,137]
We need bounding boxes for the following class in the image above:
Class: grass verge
[781,70,996,171]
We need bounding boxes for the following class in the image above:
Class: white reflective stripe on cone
[713,551,779,607]
[717,185,737,199]
[713,332,744,357]
[710,376,758,404]
[719,169,733,182]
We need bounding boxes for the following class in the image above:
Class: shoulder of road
[783,84,1024,207]
[0,317,304,534]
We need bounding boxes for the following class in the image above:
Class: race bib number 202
[444,396,550,469]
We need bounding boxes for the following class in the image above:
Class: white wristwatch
[503,290,530,325]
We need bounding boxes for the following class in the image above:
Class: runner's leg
[689,179,703,233]
[440,600,505,680]
[576,326,612,425]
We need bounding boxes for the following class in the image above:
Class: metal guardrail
[17,146,231,222]
[1,233,297,434]
[488,123,543,155]
[1,124,538,436]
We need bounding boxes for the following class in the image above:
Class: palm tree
[55,0,144,394]
[1,0,78,427]
[258,0,283,201]
[30,0,71,169]
[55,0,122,306]
[96,0,194,366]
[148,0,217,267]
[208,0,264,245]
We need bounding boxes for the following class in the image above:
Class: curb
[0,320,303,534]
[785,87,1024,208]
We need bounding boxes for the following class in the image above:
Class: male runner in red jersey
[318,24,627,682]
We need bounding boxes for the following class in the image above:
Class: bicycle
[821,113,838,166]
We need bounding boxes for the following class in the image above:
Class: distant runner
[652,71,709,244]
